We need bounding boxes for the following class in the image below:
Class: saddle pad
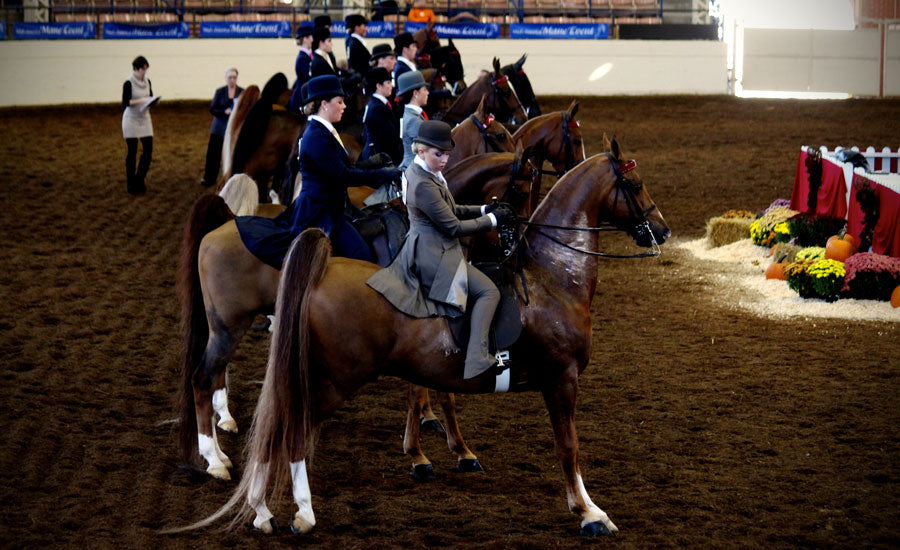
[448,262,523,352]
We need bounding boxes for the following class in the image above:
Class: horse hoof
[453,458,484,473]
[254,516,278,534]
[220,455,233,469]
[207,466,231,480]
[581,520,616,537]
[420,418,446,434]
[217,419,239,433]
[410,463,437,482]
[290,515,315,535]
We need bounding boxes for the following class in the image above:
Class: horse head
[437,39,466,95]
[490,58,528,126]
[600,134,669,248]
[550,100,585,175]
[502,54,541,117]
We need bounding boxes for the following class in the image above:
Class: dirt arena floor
[1,95,899,549]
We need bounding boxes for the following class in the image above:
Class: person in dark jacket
[367,121,517,379]
[235,75,400,267]
[393,32,417,84]
[202,67,243,187]
[313,15,339,71]
[344,13,371,76]
[288,22,315,114]
[311,26,338,77]
[362,67,400,164]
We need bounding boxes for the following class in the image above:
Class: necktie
[386,100,392,111]
[331,128,346,152]
[422,111,429,121]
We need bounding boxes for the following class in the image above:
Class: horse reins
[503,154,660,260]
[536,112,580,179]
[468,113,505,154]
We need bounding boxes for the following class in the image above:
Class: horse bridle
[537,112,580,179]
[468,113,504,153]
[504,153,660,259]
[490,75,527,124]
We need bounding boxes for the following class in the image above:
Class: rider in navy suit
[361,68,401,164]
[288,21,315,114]
[236,75,400,267]
[344,13,371,77]
[311,26,338,78]
[393,32,417,84]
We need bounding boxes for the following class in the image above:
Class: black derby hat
[345,13,367,30]
[365,68,392,91]
[369,43,394,63]
[313,14,331,27]
[295,20,314,39]
[303,75,345,105]
[394,31,414,53]
[414,120,455,151]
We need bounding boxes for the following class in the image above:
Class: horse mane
[222,84,260,182]
[218,173,260,216]
[232,73,289,176]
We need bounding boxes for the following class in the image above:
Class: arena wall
[742,27,900,96]
[0,38,727,106]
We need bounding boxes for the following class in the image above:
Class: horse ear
[602,132,611,152]
[493,58,501,74]
[568,99,579,119]
[476,93,486,118]
[515,53,527,71]
[610,136,620,159]
[448,37,456,49]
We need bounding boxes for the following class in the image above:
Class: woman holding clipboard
[121,55,159,195]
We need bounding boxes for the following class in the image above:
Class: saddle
[447,261,523,358]
[349,198,409,264]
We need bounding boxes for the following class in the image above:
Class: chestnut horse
[445,94,515,170]
[176,150,539,480]
[439,58,528,127]
[174,137,669,537]
[502,54,541,118]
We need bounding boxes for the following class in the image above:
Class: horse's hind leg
[419,391,445,433]
[433,391,483,473]
[212,369,238,433]
[404,384,436,481]
[193,329,238,479]
[543,367,617,536]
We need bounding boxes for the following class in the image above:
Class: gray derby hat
[396,70,427,96]
[414,120,455,151]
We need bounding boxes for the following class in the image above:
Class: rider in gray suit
[367,121,517,379]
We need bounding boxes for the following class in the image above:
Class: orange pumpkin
[825,238,853,262]
[892,285,900,308]
[842,233,859,252]
[827,235,841,248]
[765,261,787,280]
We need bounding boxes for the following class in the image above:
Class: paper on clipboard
[140,96,161,112]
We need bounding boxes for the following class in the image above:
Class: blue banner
[13,22,95,40]
[102,22,189,39]
[509,23,609,39]
[1,22,6,39]
[404,21,500,39]
[200,20,291,38]
[330,21,395,38]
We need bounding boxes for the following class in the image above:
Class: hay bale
[771,242,802,263]
[706,217,753,248]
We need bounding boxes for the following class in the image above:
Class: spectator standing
[122,55,156,195]
[288,21,315,114]
[201,68,242,187]
[344,13,371,76]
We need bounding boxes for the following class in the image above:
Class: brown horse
[176,149,539,480]
[175,136,669,537]
[445,94,515,170]
[512,100,586,212]
[440,58,528,127]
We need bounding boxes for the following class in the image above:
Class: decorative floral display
[772,222,792,244]
[807,259,846,302]
[786,212,846,247]
[842,252,900,301]
[795,247,825,262]
[750,207,799,247]
[763,198,792,215]
[785,259,816,299]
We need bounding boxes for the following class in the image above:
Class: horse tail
[218,173,260,216]
[175,195,235,466]
[164,228,332,534]
[221,84,260,183]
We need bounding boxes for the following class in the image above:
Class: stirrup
[494,350,510,369]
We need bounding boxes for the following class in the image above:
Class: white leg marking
[572,473,618,531]
[213,388,238,432]
[198,433,230,479]
[210,418,232,468]
[290,460,316,533]
[494,369,510,393]
[248,462,275,533]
